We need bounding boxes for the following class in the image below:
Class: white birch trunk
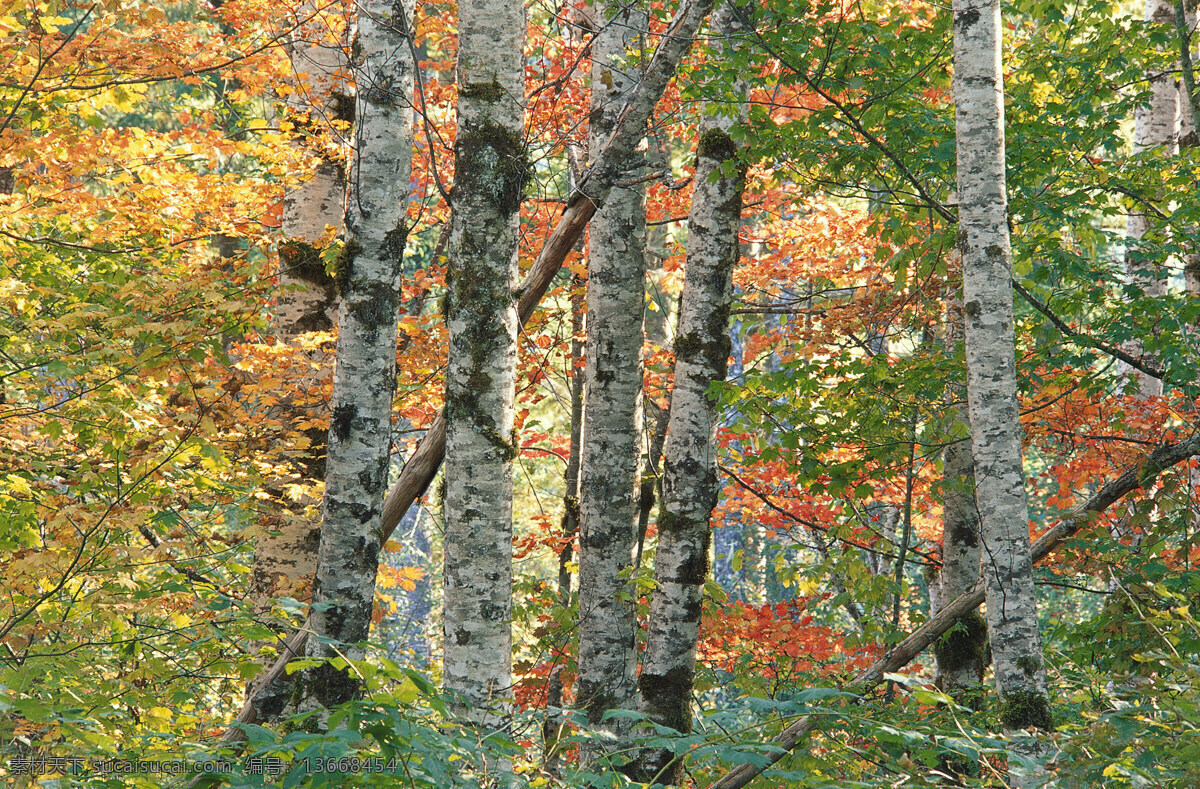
[953,0,1052,746]
[636,4,747,780]
[932,294,987,697]
[250,2,347,643]
[300,0,415,710]
[575,0,647,733]
[1121,0,1178,398]
[441,0,526,721]
[216,0,718,742]
[1182,3,1199,144]
[276,0,350,336]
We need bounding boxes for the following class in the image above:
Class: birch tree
[250,1,347,643]
[931,294,987,697]
[636,4,748,781]
[441,0,527,719]
[953,0,1052,744]
[575,0,648,732]
[298,0,415,711]
[223,0,716,737]
[1121,0,1178,397]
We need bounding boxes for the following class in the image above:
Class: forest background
[3,0,1200,786]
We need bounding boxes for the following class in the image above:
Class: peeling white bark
[302,0,415,710]
[953,0,1051,748]
[575,0,647,734]
[1121,0,1178,398]
[441,0,526,722]
[636,3,748,782]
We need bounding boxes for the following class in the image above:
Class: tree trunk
[376,0,716,540]
[220,0,716,740]
[249,1,346,655]
[931,294,987,698]
[636,395,672,570]
[636,5,748,780]
[298,0,415,712]
[575,0,648,735]
[954,0,1052,754]
[1121,0,1178,398]
[441,0,526,722]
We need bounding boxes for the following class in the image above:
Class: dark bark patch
[251,676,292,721]
[955,7,980,29]
[446,390,516,460]
[454,117,531,216]
[638,664,694,734]
[302,523,322,554]
[356,455,389,495]
[357,467,378,494]
[576,679,619,725]
[332,404,357,441]
[459,79,505,102]
[280,240,333,287]
[934,611,989,683]
[998,688,1053,731]
[674,303,733,379]
[679,533,711,586]
[951,521,978,549]
[564,494,580,523]
[454,627,471,645]
[358,535,380,569]
[334,239,362,298]
[321,602,347,637]
[348,286,396,340]
[330,497,373,524]
[964,300,981,318]
[333,91,356,124]
[308,659,362,708]
[697,127,737,164]
[383,224,408,265]
[657,509,679,534]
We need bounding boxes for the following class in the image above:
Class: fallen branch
[708,430,1200,789]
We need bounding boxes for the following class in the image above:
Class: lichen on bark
[298,0,416,718]
[441,0,526,731]
[635,3,750,781]
[953,0,1052,771]
[574,0,650,754]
